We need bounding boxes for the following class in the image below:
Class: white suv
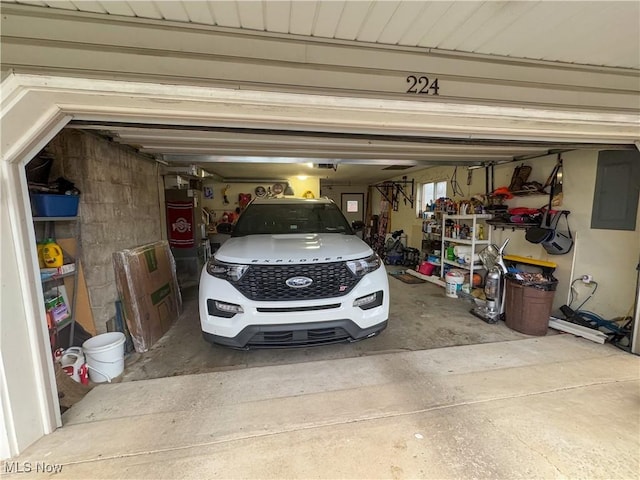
[199,197,389,348]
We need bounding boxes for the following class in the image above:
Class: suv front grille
[246,327,351,348]
[233,262,359,301]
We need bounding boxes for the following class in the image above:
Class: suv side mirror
[351,220,365,231]
[216,222,234,235]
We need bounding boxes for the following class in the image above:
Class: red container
[418,262,435,276]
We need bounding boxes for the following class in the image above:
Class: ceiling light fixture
[297,175,308,181]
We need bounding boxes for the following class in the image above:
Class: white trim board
[2,3,639,112]
[548,318,609,344]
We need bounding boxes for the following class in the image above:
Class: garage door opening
[23,118,625,395]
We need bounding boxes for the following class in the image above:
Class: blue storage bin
[32,194,79,217]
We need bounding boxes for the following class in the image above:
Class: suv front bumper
[202,318,387,349]
[199,264,389,348]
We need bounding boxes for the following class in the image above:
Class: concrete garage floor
[122,267,532,381]
[9,269,639,478]
[10,335,639,479]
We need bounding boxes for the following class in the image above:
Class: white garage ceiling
[7,0,639,185]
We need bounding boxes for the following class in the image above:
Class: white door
[341,193,364,238]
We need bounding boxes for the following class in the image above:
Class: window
[417,180,447,215]
[232,203,352,236]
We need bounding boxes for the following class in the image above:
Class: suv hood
[214,234,373,264]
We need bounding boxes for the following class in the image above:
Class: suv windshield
[232,203,354,236]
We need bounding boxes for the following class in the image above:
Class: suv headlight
[346,253,382,277]
[206,259,249,282]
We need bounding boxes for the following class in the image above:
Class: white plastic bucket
[82,332,126,383]
[445,271,465,298]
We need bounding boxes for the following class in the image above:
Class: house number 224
[405,75,440,95]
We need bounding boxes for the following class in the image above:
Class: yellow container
[42,238,63,268]
[37,241,46,268]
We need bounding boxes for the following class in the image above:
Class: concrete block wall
[46,129,162,333]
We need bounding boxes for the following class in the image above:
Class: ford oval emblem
[286,276,313,288]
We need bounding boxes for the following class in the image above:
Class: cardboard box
[113,241,182,353]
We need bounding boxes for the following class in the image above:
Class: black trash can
[504,274,558,336]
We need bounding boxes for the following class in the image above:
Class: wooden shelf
[406,269,446,287]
